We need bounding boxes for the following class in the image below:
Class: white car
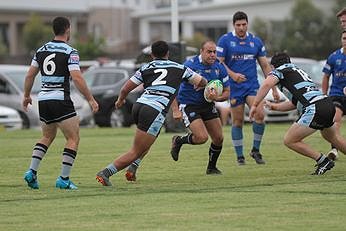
[0,105,22,130]
[0,65,94,128]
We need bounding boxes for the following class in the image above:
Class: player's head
[151,40,169,59]
[200,40,216,65]
[342,30,346,48]
[271,52,291,68]
[337,8,346,29]
[233,11,248,38]
[52,17,70,40]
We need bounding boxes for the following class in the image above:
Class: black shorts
[297,97,335,130]
[180,103,219,127]
[39,100,77,124]
[132,102,165,137]
[330,96,346,115]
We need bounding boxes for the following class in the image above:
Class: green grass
[0,124,346,231]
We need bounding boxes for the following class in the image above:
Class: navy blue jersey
[322,48,346,96]
[271,63,325,114]
[178,55,229,105]
[31,40,80,101]
[130,59,196,114]
[217,31,266,89]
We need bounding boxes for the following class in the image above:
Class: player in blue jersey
[216,11,279,165]
[169,40,230,175]
[321,30,346,161]
[23,17,99,189]
[250,52,346,175]
[96,41,208,186]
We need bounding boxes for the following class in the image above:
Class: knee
[283,136,293,148]
[212,135,224,146]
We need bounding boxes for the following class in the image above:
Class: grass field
[0,123,346,231]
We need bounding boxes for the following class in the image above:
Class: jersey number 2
[152,69,167,85]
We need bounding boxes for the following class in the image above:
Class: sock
[60,148,77,178]
[177,133,194,145]
[105,162,118,177]
[29,143,48,173]
[252,122,265,152]
[231,126,243,158]
[207,143,222,169]
[129,158,142,170]
[316,154,326,164]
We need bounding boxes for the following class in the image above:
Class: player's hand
[206,87,218,102]
[249,105,257,121]
[115,98,125,109]
[22,96,32,112]
[172,110,182,121]
[264,100,277,111]
[233,73,246,83]
[89,99,99,113]
[271,87,280,102]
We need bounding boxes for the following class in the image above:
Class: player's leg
[97,128,156,186]
[205,117,223,174]
[125,149,149,182]
[24,122,57,189]
[230,103,245,165]
[170,105,205,161]
[246,95,266,164]
[327,106,343,160]
[55,116,80,189]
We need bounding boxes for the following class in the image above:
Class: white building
[0,0,336,60]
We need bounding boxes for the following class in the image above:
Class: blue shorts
[230,86,258,108]
[297,97,335,130]
[132,102,165,137]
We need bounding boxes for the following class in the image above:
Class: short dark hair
[200,40,215,50]
[52,17,70,36]
[151,40,169,59]
[233,11,248,24]
[336,7,346,18]
[271,52,291,68]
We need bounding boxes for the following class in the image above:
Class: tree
[23,14,52,54]
[73,35,106,60]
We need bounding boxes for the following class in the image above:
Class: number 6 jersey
[31,40,80,101]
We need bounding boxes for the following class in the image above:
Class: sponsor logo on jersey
[250,42,254,47]
[230,41,236,47]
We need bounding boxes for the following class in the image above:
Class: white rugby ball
[204,79,223,102]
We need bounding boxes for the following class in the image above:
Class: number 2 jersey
[130,59,196,115]
[31,40,80,102]
[271,63,325,114]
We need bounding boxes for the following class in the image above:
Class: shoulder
[248,32,264,44]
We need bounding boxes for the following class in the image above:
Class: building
[0,0,336,63]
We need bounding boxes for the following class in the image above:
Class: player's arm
[249,74,278,120]
[265,100,296,112]
[258,56,280,101]
[321,73,330,95]
[188,73,208,90]
[216,86,230,102]
[115,79,139,109]
[70,70,99,113]
[218,57,246,83]
[22,66,39,112]
[170,98,182,120]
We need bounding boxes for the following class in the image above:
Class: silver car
[0,65,93,128]
[0,105,22,130]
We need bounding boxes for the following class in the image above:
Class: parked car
[0,65,94,128]
[0,105,22,130]
[82,66,143,127]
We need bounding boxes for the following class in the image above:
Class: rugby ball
[204,79,223,102]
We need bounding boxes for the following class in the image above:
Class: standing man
[23,16,99,189]
[96,41,208,186]
[169,40,230,175]
[216,11,279,165]
[322,30,346,160]
[250,52,346,175]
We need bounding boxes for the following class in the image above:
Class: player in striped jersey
[96,41,208,186]
[23,17,99,189]
[250,52,346,175]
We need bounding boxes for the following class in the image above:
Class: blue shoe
[24,170,39,189]
[55,176,78,190]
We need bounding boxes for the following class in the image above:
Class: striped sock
[60,148,77,178]
[105,162,118,177]
[29,143,48,173]
[252,122,265,151]
[208,143,222,169]
[231,126,243,158]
